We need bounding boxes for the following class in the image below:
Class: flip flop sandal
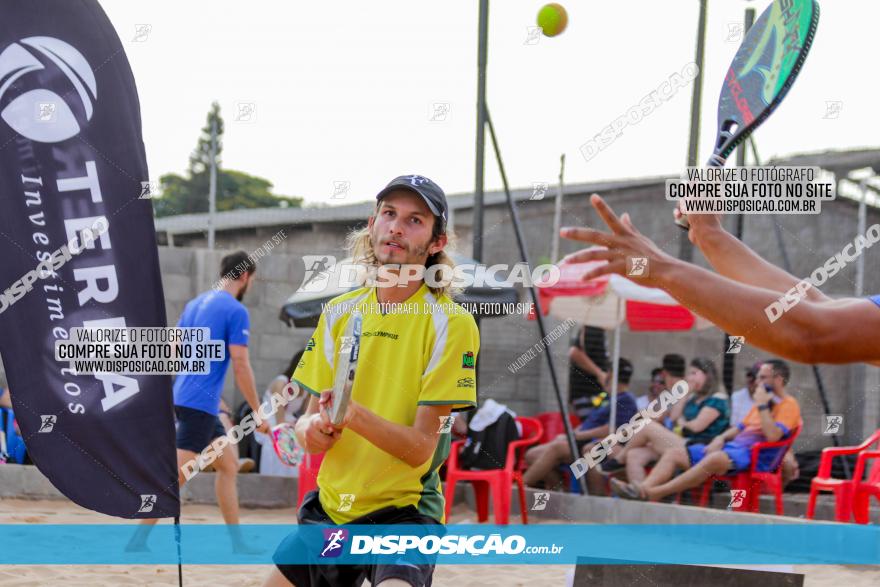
[610,478,647,501]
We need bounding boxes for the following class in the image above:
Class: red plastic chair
[852,447,880,524]
[444,416,543,525]
[535,412,586,494]
[296,452,325,507]
[807,429,880,522]
[535,411,580,444]
[698,425,801,515]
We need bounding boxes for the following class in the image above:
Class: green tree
[152,102,301,217]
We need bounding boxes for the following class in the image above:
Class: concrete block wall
[156,246,309,409]
[1,181,878,454]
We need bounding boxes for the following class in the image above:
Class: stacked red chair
[444,416,543,525]
[807,429,880,522]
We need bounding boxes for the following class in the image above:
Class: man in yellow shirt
[265,175,479,587]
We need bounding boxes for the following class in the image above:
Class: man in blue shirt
[128,251,268,552]
[523,358,637,490]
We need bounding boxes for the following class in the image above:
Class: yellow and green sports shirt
[292,282,479,524]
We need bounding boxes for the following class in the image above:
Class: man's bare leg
[213,442,262,553]
[781,451,799,486]
[612,427,651,463]
[625,446,660,484]
[524,443,549,468]
[125,449,194,551]
[214,442,241,525]
[614,421,683,464]
[523,440,571,488]
[640,421,686,451]
[644,452,732,501]
[640,446,689,489]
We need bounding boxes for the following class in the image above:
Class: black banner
[0,0,179,518]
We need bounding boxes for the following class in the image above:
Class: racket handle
[675,153,729,230]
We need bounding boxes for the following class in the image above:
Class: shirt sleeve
[292,311,335,398]
[705,397,729,418]
[418,313,479,412]
[773,398,802,436]
[228,305,250,346]
[614,394,638,428]
[580,405,609,431]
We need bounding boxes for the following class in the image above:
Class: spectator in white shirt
[730,362,761,426]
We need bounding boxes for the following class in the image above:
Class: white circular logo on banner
[0,36,97,143]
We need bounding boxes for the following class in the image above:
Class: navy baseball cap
[375,175,448,231]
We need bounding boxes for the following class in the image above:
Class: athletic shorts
[687,442,751,472]
[174,405,226,453]
[274,489,442,587]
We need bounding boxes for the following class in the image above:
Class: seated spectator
[731,361,799,486]
[611,359,800,501]
[601,357,729,484]
[730,362,760,426]
[660,353,686,395]
[635,367,664,413]
[523,358,637,491]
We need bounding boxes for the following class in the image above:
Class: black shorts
[274,490,442,587]
[174,405,226,453]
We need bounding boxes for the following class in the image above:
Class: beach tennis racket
[271,422,304,467]
[676,0,820,229]
[329,311,362,426]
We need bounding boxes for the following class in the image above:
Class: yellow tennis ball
[537,3,568,37]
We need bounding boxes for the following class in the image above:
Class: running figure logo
[297,256,336,293]
[823,101,843,120]
[38,102,56,121]
[337,494,355,512]
[530,182,548,200]
[139,181,158,199]
[627,257,648,277]
[823,415,844,435]
[727,336,745,354]
[531,492,549,511]
[138,494,156,513]
[38,415,56,433]
[320,528,348,558]
[728,489,747,509]
[437,415,455,434]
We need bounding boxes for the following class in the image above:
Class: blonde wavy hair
[345,204,460,299]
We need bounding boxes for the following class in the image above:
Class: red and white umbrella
[532,261,712,331]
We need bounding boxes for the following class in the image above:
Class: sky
[101,0,879,206]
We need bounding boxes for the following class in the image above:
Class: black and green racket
[676,0,820,229]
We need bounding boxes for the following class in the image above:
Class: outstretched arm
[678,209,831,304]
[560,194,880,365]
